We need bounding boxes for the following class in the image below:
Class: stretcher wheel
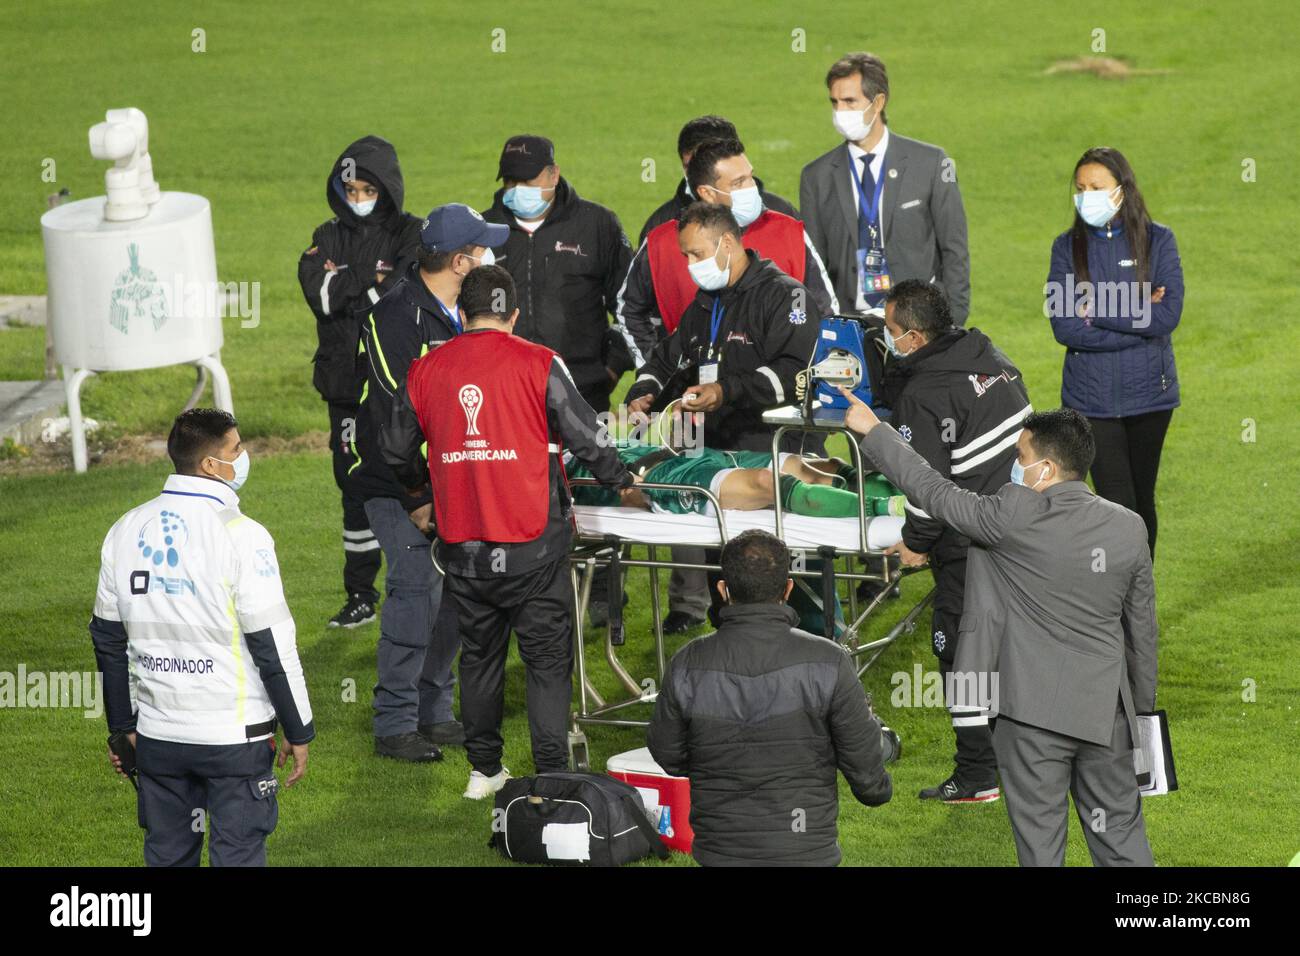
[568,731,590,771]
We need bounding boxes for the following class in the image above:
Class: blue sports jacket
[1045,220,1183,418]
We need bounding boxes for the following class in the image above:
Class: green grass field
[2,0,1297,866]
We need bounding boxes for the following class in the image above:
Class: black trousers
[135,735,279,867]
[1087,410,1173,558]
[932,558,996,784]
[446,557,574,776]
[328,400,380,602]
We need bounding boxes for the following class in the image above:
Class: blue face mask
[883,326,915,358]
[348,199,377,217]
[1010,456,1049,489]
[1074,186,1121,228]
[210,450,250,491]
[503,184,553,219]
[687,236,731,291]
[709,184,763,228]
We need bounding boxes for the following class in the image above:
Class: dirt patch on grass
[0,429,331,478]
[1045,56,1172,79]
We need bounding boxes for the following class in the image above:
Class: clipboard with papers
[1134,710,1179,796]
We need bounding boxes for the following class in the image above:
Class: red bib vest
[646,209,807,333]
[406,330,557,543]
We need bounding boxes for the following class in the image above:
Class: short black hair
[417,244,473,275]
[677,116,737,159]
[460,264,517,323]
[825,52,890,124]
[1023,408,1095,481]
[686,137,746,197]
[677,201,742,242]
[167,408,238,475]
[886,280,952,339]
[720,530,791,604]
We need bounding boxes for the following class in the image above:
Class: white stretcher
[562,412,935,770]
[574,506,906,552]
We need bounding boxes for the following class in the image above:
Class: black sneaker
[586,591,629,629]
[662,610,707,634]
[880,726,903,765]
[919,773,999,803]
[375,732,443,763]
[855,580,901,603]
[329,595,376,629]
[418,721,466,746]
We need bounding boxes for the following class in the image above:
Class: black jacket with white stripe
[879,327,1031,565]
[298,136,423,403]
[624,251,820,452]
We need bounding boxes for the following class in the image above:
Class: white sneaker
[463,767,510,800]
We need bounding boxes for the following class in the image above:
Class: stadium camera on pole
[41,108,233,472]
[88,107,162,220]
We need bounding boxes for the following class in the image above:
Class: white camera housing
[88,107,161,220]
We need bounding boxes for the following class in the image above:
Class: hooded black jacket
[625,251,820,451]
[880,327,1032,566]
[647,602,892,867]
[298,136,423,402]
[482,178,634,402]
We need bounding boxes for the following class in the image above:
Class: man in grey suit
[800,52,971,324]
[841,395,1157,867]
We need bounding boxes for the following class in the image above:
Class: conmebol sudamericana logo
[459,384,484,435]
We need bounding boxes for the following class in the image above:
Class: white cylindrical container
[41,192,222,371]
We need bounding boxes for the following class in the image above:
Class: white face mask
[707,183,764,228]
[833,104,876,142]
[463,247,496,268]
[348,199,377,217]
[687,236,732,291]
[209,449,250,491]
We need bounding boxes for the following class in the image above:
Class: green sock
[782,476,907,518]
[784,479,861,517]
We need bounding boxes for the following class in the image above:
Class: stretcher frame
[564,418,934,769]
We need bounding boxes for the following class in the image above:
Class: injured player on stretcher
[564,443,906,517]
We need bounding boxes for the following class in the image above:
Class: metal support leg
[183,365,210,412]
[195,352,233,413]
[63,365,97,474]
[647,545,668,681]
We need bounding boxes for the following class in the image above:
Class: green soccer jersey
[566,444,748,515]
[565,443,904,517]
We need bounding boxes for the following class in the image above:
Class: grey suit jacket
[800,132,970,324]
[860,425,1158,755]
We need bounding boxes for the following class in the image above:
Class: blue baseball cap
[420,203,509,252]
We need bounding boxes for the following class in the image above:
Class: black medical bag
[488,772,671,867]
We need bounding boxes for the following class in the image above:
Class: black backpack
[489,772,671,866]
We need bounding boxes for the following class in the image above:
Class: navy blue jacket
[1046,221,1183,418]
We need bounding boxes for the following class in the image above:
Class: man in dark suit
[800,52,971,324]
[843,399,1158,867]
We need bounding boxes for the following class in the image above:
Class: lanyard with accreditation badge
[852,155,892,297]
[699,297,726,385]
[435,298,461,334]
[853,155,887,251]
